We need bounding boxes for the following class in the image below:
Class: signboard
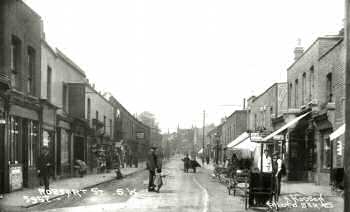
[136,132,144,139]
[250,133,263,142]
[9,164,23,192]
[273,135,284,141]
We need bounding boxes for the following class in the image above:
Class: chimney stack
[294,38,304,61]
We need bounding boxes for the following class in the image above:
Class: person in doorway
[258,149,272,173]
[146,147,158,192]
[37,146,53,194]
[272,152,283,200]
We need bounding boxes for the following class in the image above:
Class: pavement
[202,162,344,212]
[0,162,146,210]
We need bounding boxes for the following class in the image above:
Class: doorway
[73,136,85,161]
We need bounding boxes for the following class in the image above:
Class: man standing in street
[272,151,283,200]
[146,147,158,192]
[37,146,52,194]
[258,149,272,173]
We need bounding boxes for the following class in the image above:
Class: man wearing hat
[37,146,53,194]
[146,147,159,192]
[272,151,283,200]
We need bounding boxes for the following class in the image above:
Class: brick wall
[1,0,42,96]
[222,110,247,144]
[287,37,341,109]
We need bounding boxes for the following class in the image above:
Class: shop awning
[227,132,250,148]
[198,148,203,154]
[330,124,345,141]
[262,112,310,142]
[233,137,258,151]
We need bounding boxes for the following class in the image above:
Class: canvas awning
[330,124,345,141]
[227,132,250,148]
[198,148,203,154]
[233,137,258,151]
[262,112,310,142]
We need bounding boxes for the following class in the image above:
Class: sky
[24,0,344,133]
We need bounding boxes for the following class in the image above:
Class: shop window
[27,47,36,95]
[61,130,69,165]
[322,134,331,169]
[9,117,20,163]
[28,121,38,167]
[11,36,21,90]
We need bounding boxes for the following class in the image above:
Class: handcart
[227,169,250,209]
[246,135,277,210]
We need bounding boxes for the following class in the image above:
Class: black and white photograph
[0,0,349,211]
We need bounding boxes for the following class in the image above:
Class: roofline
[251,82,287,103]
[318,38,344,61]
[287,36,343,71]
[20,0,42,20]
[56,49,86,77]
[226,109,248,119]
[109,96,150,129]
[42,39,57,57]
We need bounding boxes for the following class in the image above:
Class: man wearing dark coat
[37,146,52,194]
[146,147,158,192]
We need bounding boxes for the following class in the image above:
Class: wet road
[31,157,247,212]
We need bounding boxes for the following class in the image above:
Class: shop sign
[273,135,284,141]
[136,132,144,139]
[9,164,23,192]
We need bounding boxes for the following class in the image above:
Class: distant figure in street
[190,158,201,173]
[37,146,52,194]
[206,155,210,164]
[146,147,158,192]
[182,154,190,173]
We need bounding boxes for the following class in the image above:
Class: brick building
[0,0,43,192]
[109,96,150,164]
[283,33,344,185]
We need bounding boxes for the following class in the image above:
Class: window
[326,73,333,102]
[87,98,91,122]
[62,84,69,112]
[322,134,331,169]
[288,83,293,108]
[294,79,299,107]
[47,66,52,101]
[11,36,21,89]
[103,115,106,133]
[302,73,306,105]
[309,66,314,101]
[96,111,99,124]
[27,47,36,95]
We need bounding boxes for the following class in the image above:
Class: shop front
[8,104,40,189]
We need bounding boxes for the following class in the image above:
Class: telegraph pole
[344,0,350,210]
[202,110,205,164]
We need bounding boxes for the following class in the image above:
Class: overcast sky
[24,0,344,133]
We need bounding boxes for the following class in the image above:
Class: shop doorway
[73,136,85,162]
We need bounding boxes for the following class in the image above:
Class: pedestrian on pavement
[37,146,53,194]
[182,154,190,173]
[272,151,283,200]
[154,168,163,193]
[190,158,201,173]
[146,147,158,192]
